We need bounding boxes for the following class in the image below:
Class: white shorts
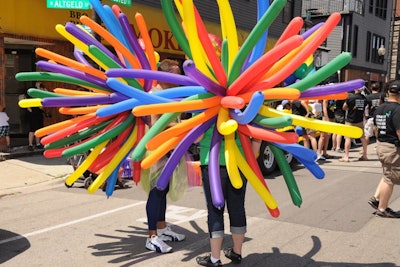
[364,117,375,137]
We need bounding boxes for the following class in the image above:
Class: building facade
[302,0,394,87]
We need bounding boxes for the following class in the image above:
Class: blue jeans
[201,165,247,238]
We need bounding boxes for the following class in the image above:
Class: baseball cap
[389,80,400,94]
[281,100,290,106]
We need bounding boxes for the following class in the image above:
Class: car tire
[257,141,277,176]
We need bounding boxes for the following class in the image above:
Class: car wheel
[257,141,277,176]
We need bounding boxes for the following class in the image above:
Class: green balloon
[227,0,287,85]
[253,114,292,128]
[221,39,229,73]
[27,88,64,98]
[15,72,110,93]
[161,0,192,59]
[270,144,302,207]
[290,52,352,92]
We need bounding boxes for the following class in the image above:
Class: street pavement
[1,142,400,266]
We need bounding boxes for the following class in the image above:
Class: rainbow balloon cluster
[17,0,364,217]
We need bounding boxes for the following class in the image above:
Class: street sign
[47,0,91,10]
[110,0,132,7]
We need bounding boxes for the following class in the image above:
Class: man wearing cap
[339,88,368,162]
[368,80,400,218]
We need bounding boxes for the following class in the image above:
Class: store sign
[47,0,91,10]
[110,0,132,7]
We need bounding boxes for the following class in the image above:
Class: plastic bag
[140,154,188,202]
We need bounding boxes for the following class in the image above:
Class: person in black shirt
[368,80,400,218]
[339,88,368,162]
[364,83,384,150]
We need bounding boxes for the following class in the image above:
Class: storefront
[0,1,275,137]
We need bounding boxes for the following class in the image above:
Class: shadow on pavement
[89,232,397,266]
[244,235,397,267]
[0,229,31,264]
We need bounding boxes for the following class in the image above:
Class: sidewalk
[0,147,72,195]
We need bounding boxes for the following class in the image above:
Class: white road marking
[0,201,146,245]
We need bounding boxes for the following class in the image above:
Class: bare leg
[360,136,368,160]
[343,136,351,161]
[377,180,394,210]
[232,233,245,255]
[210,237,223,260]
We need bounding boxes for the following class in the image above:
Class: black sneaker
[28,145,34,151]
[223,247,242,264]
[375,208,400,218]
[196,255,222,267]
[368,196,379,210]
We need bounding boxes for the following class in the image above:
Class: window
[366,31,371,61]
[352,25,359,58]
[369,0,374,13]
[282,0,294,23]
[370,34,385,64]
[375,0,388,19]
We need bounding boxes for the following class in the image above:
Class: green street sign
[110,0,132,7]
[47,0,91,10]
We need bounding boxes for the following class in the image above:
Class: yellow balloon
[259,105,363,138]
[233,142,278,210]
[87,126,138,193]
[65,141,108,186]
[19,98,42,108]
[224,133,243,189]
[217,108,238,135]
[182,0,216,82]
[217,0,239,72]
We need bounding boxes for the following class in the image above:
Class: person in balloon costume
[145,59,186,253]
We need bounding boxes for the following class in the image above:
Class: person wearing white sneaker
[145,59,186,253]
[146,235,172,253]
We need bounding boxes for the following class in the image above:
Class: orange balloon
[35,113,96,137]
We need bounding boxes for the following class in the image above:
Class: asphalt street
[1,143,400,266]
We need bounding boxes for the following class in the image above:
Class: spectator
[145,59,185,254]
[317,99,336,159]
[368,80,400,218]
[339,88,368,162]
[332,99,345,153]
[0,105,11,152]
[363,82,384,152]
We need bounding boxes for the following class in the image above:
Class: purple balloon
[74,51,90,65]
[301,22,324,39]
[230,91,264,124]
[37,61,110,90]
[65,22,122,65]
[119,13,153,91]
[183,60,226,96]
[208,126,224,209]
[300,79,365,98]
[42,95,114,107]
[106,69,199,86]
[156,117,216,190]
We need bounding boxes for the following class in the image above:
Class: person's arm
[342,101,349,111]
[301,101,311,117]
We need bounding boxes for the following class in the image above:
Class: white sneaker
[157,225,185,242]
[145,235,172,253]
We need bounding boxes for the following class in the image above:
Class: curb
[0,146,44,161]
